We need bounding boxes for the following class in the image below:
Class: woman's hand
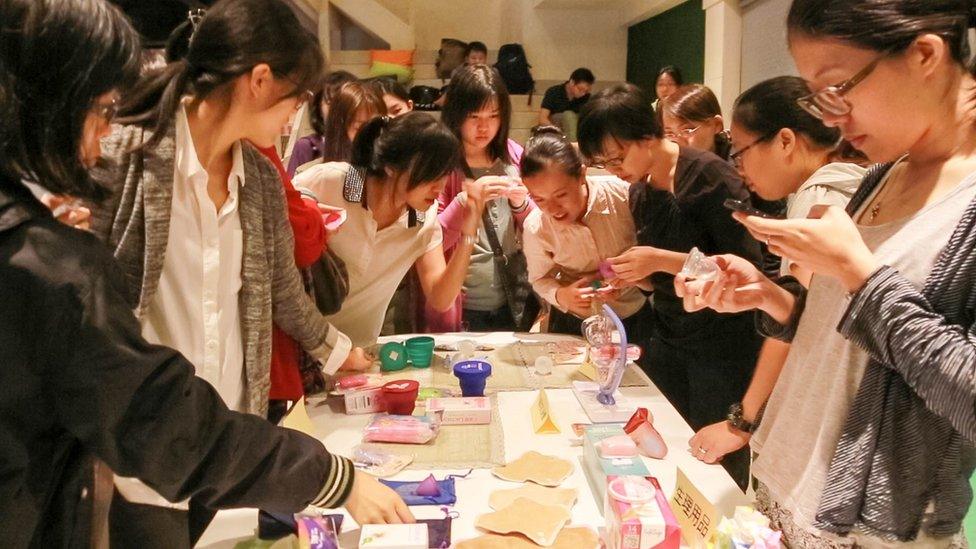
[506,181,529,209]
[338,347,373,372]
[464,176,511,211]
[688,421,751,464]
[41,193,91,231]
[343,469,415,525]
[607,246,663,283]
[735,206,879,293]
[673,254,794,323]
[555,276,598,317]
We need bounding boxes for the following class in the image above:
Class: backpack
[435,38,468,80]
[494,43,534,95]
[409,85,442,111]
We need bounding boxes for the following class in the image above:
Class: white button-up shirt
[141,106,246,412]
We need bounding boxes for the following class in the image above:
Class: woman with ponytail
[89,1,386,543]
[677,1,976,545]
[520,126,652,338]
[293,112,491,346]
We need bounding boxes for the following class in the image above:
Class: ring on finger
[697,446,707,455]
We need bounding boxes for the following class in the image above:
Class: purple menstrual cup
[453,360,492,397]
[598,260,616,280]
[415,474,442,497]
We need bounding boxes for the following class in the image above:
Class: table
[197,332,749,548]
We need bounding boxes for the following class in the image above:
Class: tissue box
[426,397,491,425]
[359,523,428,549]
[343,386,384,415]
[583,424,650,505]
[605,476,680,549]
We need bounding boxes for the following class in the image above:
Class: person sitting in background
[367,77,415,116]
[294,112,492,349]
[287,72,367,176]
[464,41,489,67]
[521,126,652,338]
[686,75,864,473]
[0,1,410,546]
[659,84,731,160]
[651,65,683,112]
[538,67,595,140]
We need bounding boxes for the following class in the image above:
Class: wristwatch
[727,402,756,434]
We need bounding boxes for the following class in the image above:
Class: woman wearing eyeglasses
[687,74,865,476]
[659,84,732,160]
[677,1,976,545]
[88,0,376,544]
[577,82,765,489]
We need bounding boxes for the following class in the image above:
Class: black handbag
[480,208,541,331]
[306,248,349,316]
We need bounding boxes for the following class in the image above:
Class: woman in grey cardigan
[677,0,975,546]
[89,1,383,545]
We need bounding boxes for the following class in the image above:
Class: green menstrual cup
[405,336,435,368]
[380,341,408,371]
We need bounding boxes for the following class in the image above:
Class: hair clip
[188,8,206,30]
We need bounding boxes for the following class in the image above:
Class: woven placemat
[375,342,649,394]
[359,395,505,469]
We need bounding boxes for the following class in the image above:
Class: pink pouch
[599,435,639,459]
[363,414,440,444]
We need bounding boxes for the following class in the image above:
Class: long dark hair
[578,82,661,161]
[310,70,357,136]
[118,0,324,149]
[661,84,732,160]
[441,64,513,176]
[0,0,140,200]
[521,126,584,179]
[787,0,973,70]
[351,112,460,191]
[320,81,386,163]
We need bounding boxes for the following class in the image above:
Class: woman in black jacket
[0,1,410,546]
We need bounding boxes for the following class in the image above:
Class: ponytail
[116,0,324,150]
[351,115,392,168]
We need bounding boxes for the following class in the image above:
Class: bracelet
[297,188,320,203]
[511,200,529,214]
[460,233,478,247]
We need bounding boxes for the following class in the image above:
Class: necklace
[866,167,902,223]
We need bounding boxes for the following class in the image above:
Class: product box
[343,385,385,415]
[582,424,650,506]
[604,476,680,549]
[359,523,428,549]
[425,396,491,425]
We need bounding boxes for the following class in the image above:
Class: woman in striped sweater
[677,0,976,546]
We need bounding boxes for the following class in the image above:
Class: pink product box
[425,397,491,425]
[343,386,385,415]
[605,476,680,549]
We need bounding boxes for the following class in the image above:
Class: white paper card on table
[670,468,718,548]
[531,389,561,434]
[280,398,316,437]
[571,381,637,424]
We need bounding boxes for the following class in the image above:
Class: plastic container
[382,380,420,415]
[453,360,492,397]
[380,341,408,372]
[405,336,435,368]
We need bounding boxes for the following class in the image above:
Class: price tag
[669,468,718,548]
[530,389,561,434]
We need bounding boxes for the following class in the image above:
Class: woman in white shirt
[294,112,504,347]
[520,126,652,339]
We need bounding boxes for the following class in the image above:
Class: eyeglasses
[92,97,119,123]
[664,126,701,141]
[589,154,624,170]
[797,54,885,119]
[729,131,776,170]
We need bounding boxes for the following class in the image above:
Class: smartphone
[723,198,785,219]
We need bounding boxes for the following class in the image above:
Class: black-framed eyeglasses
[797,54,885,119]
[92,97,119,123]
[730,131,777,170]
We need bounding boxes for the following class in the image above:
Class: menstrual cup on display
[453,360,492,397]
[623,407,668,459]
[405,336,435,368]
[380,341,408,372]
[381,380,420,415]
[415,474,442,497]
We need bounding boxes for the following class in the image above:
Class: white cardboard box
[425,396,491,425]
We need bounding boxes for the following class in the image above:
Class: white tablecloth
[197,332,749,548]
